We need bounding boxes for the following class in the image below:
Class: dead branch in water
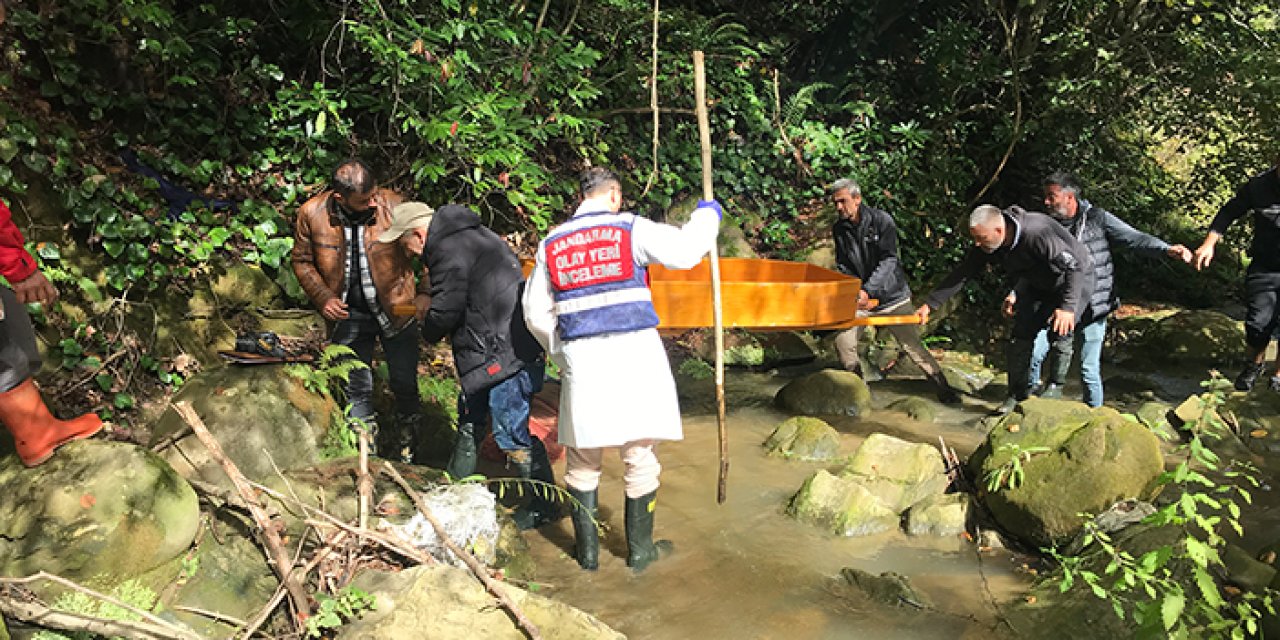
[380,462,543,640]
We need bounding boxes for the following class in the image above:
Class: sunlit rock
[763,416,840,461]
[775,369,871,417]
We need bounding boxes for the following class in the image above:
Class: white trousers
[564,440,662,498]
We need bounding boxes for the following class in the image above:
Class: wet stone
[905,493,970,537]
[763,416,841,461]
[775,369,872,417]
[839,568,933,609]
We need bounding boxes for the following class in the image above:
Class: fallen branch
[380,462,543,640]
[173,402,312,620]
[0,571,198,639]
[0,572,203,640]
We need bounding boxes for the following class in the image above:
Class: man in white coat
[523,167,721,572]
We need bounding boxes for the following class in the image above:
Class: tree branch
[380,462,542,640]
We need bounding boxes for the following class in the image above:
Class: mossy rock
[1115,309,1244,366]
[1222,544,1277,593]
[0,440,199,582]
[341,564,624,640]
[763,416,841,461]
[1221,389,1280,460]
[788,470,900,537]
[972,399,1164,548]
[149,364,334,491]
[841,433,948,513]
[1171,393,1260,463]
[905,493,970,537]
[775,369,872,417]
[665,196,758,259]
[938,354,998,395]
[886,396,938,423]
[694,330,817,368]
[839,567,933,609]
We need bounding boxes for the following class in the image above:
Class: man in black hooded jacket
[829,179,959,403]
[377,202,556,530]
[917,204,1094,415]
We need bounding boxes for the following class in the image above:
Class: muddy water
[520,371,1031,640]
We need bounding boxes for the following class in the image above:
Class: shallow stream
[519,370,1033,640]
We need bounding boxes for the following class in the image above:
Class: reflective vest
[545,212,659,340]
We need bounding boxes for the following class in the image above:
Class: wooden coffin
[404,257,919,331]
[649,257,869,331]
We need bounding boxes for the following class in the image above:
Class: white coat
[523,203,719,449]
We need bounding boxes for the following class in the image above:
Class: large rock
[0,440,199,581]
[763,416,841,461]
[839,568,932,609]
[1115,309,1244,367]
[1219,389,1280,461]
[775,369,872,417]
[842,433,948,513]
[340,564,624,639]
[939,356,998,395]
[787,470,900,536]
[149,364,334,489]
[972,398,1164,548]
[788,433,949,536]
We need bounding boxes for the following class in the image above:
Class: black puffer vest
[1061,201,1114,322]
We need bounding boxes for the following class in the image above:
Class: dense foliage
[0,0,1276,389]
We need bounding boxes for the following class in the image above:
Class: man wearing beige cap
[291,160,428,460]
[379,202,557,530]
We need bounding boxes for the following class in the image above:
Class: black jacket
[832,203,912,310]
[924,207,1094,313]
[421,204,542,395]
[1054,199,1169,322]
[1208,168,1280,272]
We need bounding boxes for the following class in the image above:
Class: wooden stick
[0,571,202,639]
[358,423,372,532]
[380,462,543,640]
[694,50,729,504]
[0,594,202,640]
[173,402,312,621]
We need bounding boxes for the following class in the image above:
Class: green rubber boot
[567,486,599,571]
[625,490,673,572]
[511,439,561,530]
[446,422,479,480]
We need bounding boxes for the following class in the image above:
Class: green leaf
[95,373,113,392]
[113,393,135,410]
[1161,592,1185,630]
[0,138,17,163]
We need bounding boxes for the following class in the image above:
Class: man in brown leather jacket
[292,160,429,459]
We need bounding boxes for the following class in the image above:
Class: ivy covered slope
[0,0,1276,416]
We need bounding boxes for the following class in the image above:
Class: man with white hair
[917,204,1094,414]
[523,167,720,573]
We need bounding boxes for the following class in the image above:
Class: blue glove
[696,199,723,219]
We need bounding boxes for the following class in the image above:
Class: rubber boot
[1041,335,1073,400]
[511,439,560,530]
[0,379,103,467]
[927,372,961,405]
[625,490,673,572]
[390,413,419,464]
[446,421,480,480]
[567,486,599,570]
[1236,362,1266,392]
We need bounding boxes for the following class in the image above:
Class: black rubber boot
[1006,338,1035,403]
[928,372,961,405]
[1235,362,1266,391]
[1043,334,1073,399]
[511,439,561,530]
[446,422,480,480]
[567,486,599,571]
[625,490,673,572]
[389,412,419,464]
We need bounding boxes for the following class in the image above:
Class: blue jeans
[458,369,534,452]
[330,317,423,421]
[1030,316,1107,407]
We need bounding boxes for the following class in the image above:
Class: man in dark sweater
[829,179,959,403]
[1024,172,1192,406]
[1193,158,1280,391]
[917,205,1094,414]
[377,202,556,529]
